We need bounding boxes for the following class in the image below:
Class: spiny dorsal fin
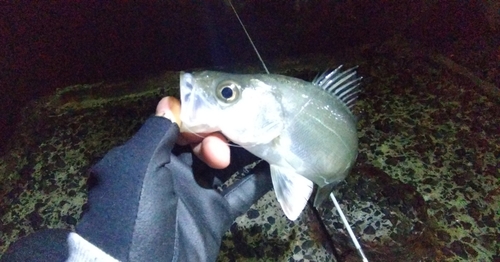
[313,65,362,110]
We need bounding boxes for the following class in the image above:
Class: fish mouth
[179,72,219,133]
[180,71,194,106]
[180,72,207,116]
[180,71,203,114]
[180,72,198,131]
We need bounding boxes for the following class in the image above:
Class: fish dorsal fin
[270,164,314,221]
[313,65,362,110]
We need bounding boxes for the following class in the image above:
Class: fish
[179,66,361,220]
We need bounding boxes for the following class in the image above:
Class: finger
[219,146,261,177]
[220,161,273,219]
[192,133,230,169]
[155,97,181,125]
[191,145,262,188]
[177,132,211,146]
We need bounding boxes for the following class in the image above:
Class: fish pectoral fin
[313,183,337,208]
[270,165,313,221]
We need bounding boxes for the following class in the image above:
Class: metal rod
[330,192,369,262]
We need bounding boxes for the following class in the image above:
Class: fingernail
[161,110,178,124]
[156,97,180,125]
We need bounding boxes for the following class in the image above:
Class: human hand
[1,95,272,262]
[76,97,271,261]
[155,96,230,169]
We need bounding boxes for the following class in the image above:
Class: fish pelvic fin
[313,183,337,208]
[313,65,362,110]
[270,165,313,221]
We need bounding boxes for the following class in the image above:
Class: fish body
[180,67,360,220]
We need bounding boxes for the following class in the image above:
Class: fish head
[179,71,284,146]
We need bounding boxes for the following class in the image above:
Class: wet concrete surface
[1,37,498,261]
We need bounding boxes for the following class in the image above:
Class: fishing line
[226,1,369,261]
[181,125,245,148]
[227,0,270,74]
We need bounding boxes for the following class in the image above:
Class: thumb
[220,161,273,219]
[155,96,181,125]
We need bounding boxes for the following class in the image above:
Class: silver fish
[179,66,360,220]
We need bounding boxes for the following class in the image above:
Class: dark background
[0,0,496,154]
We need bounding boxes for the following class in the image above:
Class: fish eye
[216,81,240,103]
